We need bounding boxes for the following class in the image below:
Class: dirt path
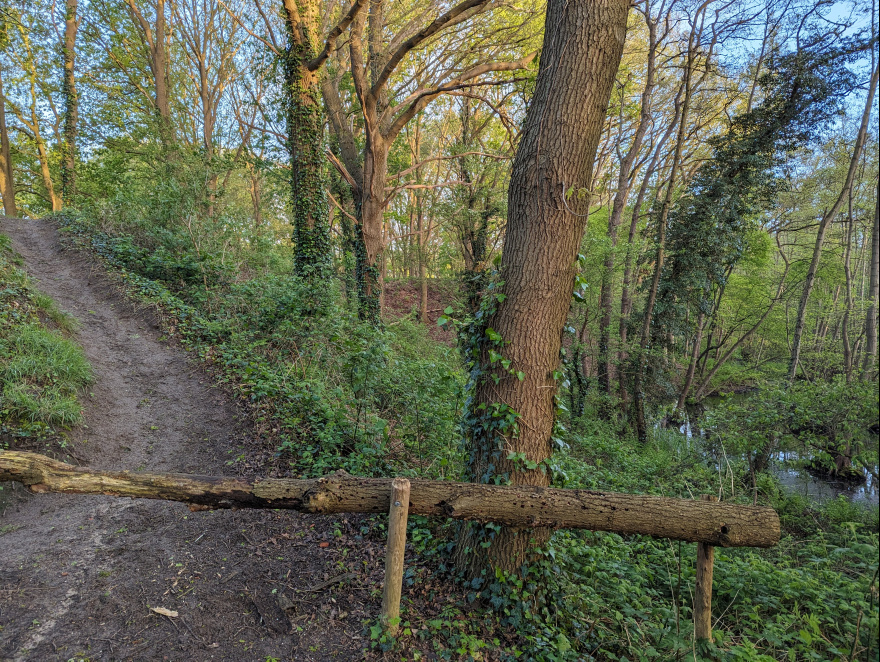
[0,219,371,661]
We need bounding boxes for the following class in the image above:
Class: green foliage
[706,378,879,476]
[435,418,879,661]
[656,43,860,339]
[59,211,465,478]
[0,235,92,439]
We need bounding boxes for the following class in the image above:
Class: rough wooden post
[381,477,410,635]
[694,494,718,642]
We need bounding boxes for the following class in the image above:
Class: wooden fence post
[694,494,718,642]
[381,477,410,636]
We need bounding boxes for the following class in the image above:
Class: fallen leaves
[150,606,178,618]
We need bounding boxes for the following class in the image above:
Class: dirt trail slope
[0,219,369,661]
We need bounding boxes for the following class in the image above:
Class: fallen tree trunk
[0,451,779,547]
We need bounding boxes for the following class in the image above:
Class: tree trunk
[285,31,331,278]
[0,450,780,548]
[456,0,629,579]
[597,11,657,394]
[355,126,388,320]
[36,136,61,212]
[677,312,705,409]
[842,187,855,381]
[0,63,16,217]
[418,204,428,324]
[864,191,879,380]
[632,48,695,443]
[125,0,172,142]
[789,63,878,382]
[61,0,78,208]
[248,162,263,228]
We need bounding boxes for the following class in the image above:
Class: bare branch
[326,149,360,195]
[384,53,535,140]
[371,0,493,98]
[307,0,368,71]
[328,190,358,223]
[390,151,511,181]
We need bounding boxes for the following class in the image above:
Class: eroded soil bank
[0,219,380,661]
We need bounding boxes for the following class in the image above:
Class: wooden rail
[0,451,779,547]
[2,450,778,641]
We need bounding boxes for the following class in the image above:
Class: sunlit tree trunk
[61,0,78,208]
[456,0,629,578]
[124,0,172,143]
[0,63,16,217]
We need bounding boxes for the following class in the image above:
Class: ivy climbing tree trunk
[278,0,366,278]
[283,0,330,277]
[61,0,78,208]
[456,0,629,579]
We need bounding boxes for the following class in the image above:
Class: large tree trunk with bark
[61,0,78,208]
[789,64,878,382]
[456,0,629,579]
[0,63,16,217]
[355,126,388,320]
[284,14,331,278]
[0,451,780,547]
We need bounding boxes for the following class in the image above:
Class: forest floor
[0,219,390,661]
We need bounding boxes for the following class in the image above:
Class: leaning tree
[455,0,631,578]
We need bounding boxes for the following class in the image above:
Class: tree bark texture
[0,451,780,547]
[61,0,78,207]
[459,0,630,577]
[788,63,878,382]
[0,62,16,217]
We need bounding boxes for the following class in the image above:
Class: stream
[675,413,879,507]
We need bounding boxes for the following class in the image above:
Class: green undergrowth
[52,211,878,661]
[56,211,465,479]
[0,233,92,445]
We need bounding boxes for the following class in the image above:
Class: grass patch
[0,233,93,438]
[32,291,79,333]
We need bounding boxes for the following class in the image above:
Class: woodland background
[0,0,878,658]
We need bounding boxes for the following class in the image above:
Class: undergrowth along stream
[45,211,880,661]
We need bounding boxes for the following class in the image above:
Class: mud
[0,219,379,661]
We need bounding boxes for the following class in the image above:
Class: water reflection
[667,410,879,506]
[772,451,878,505]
